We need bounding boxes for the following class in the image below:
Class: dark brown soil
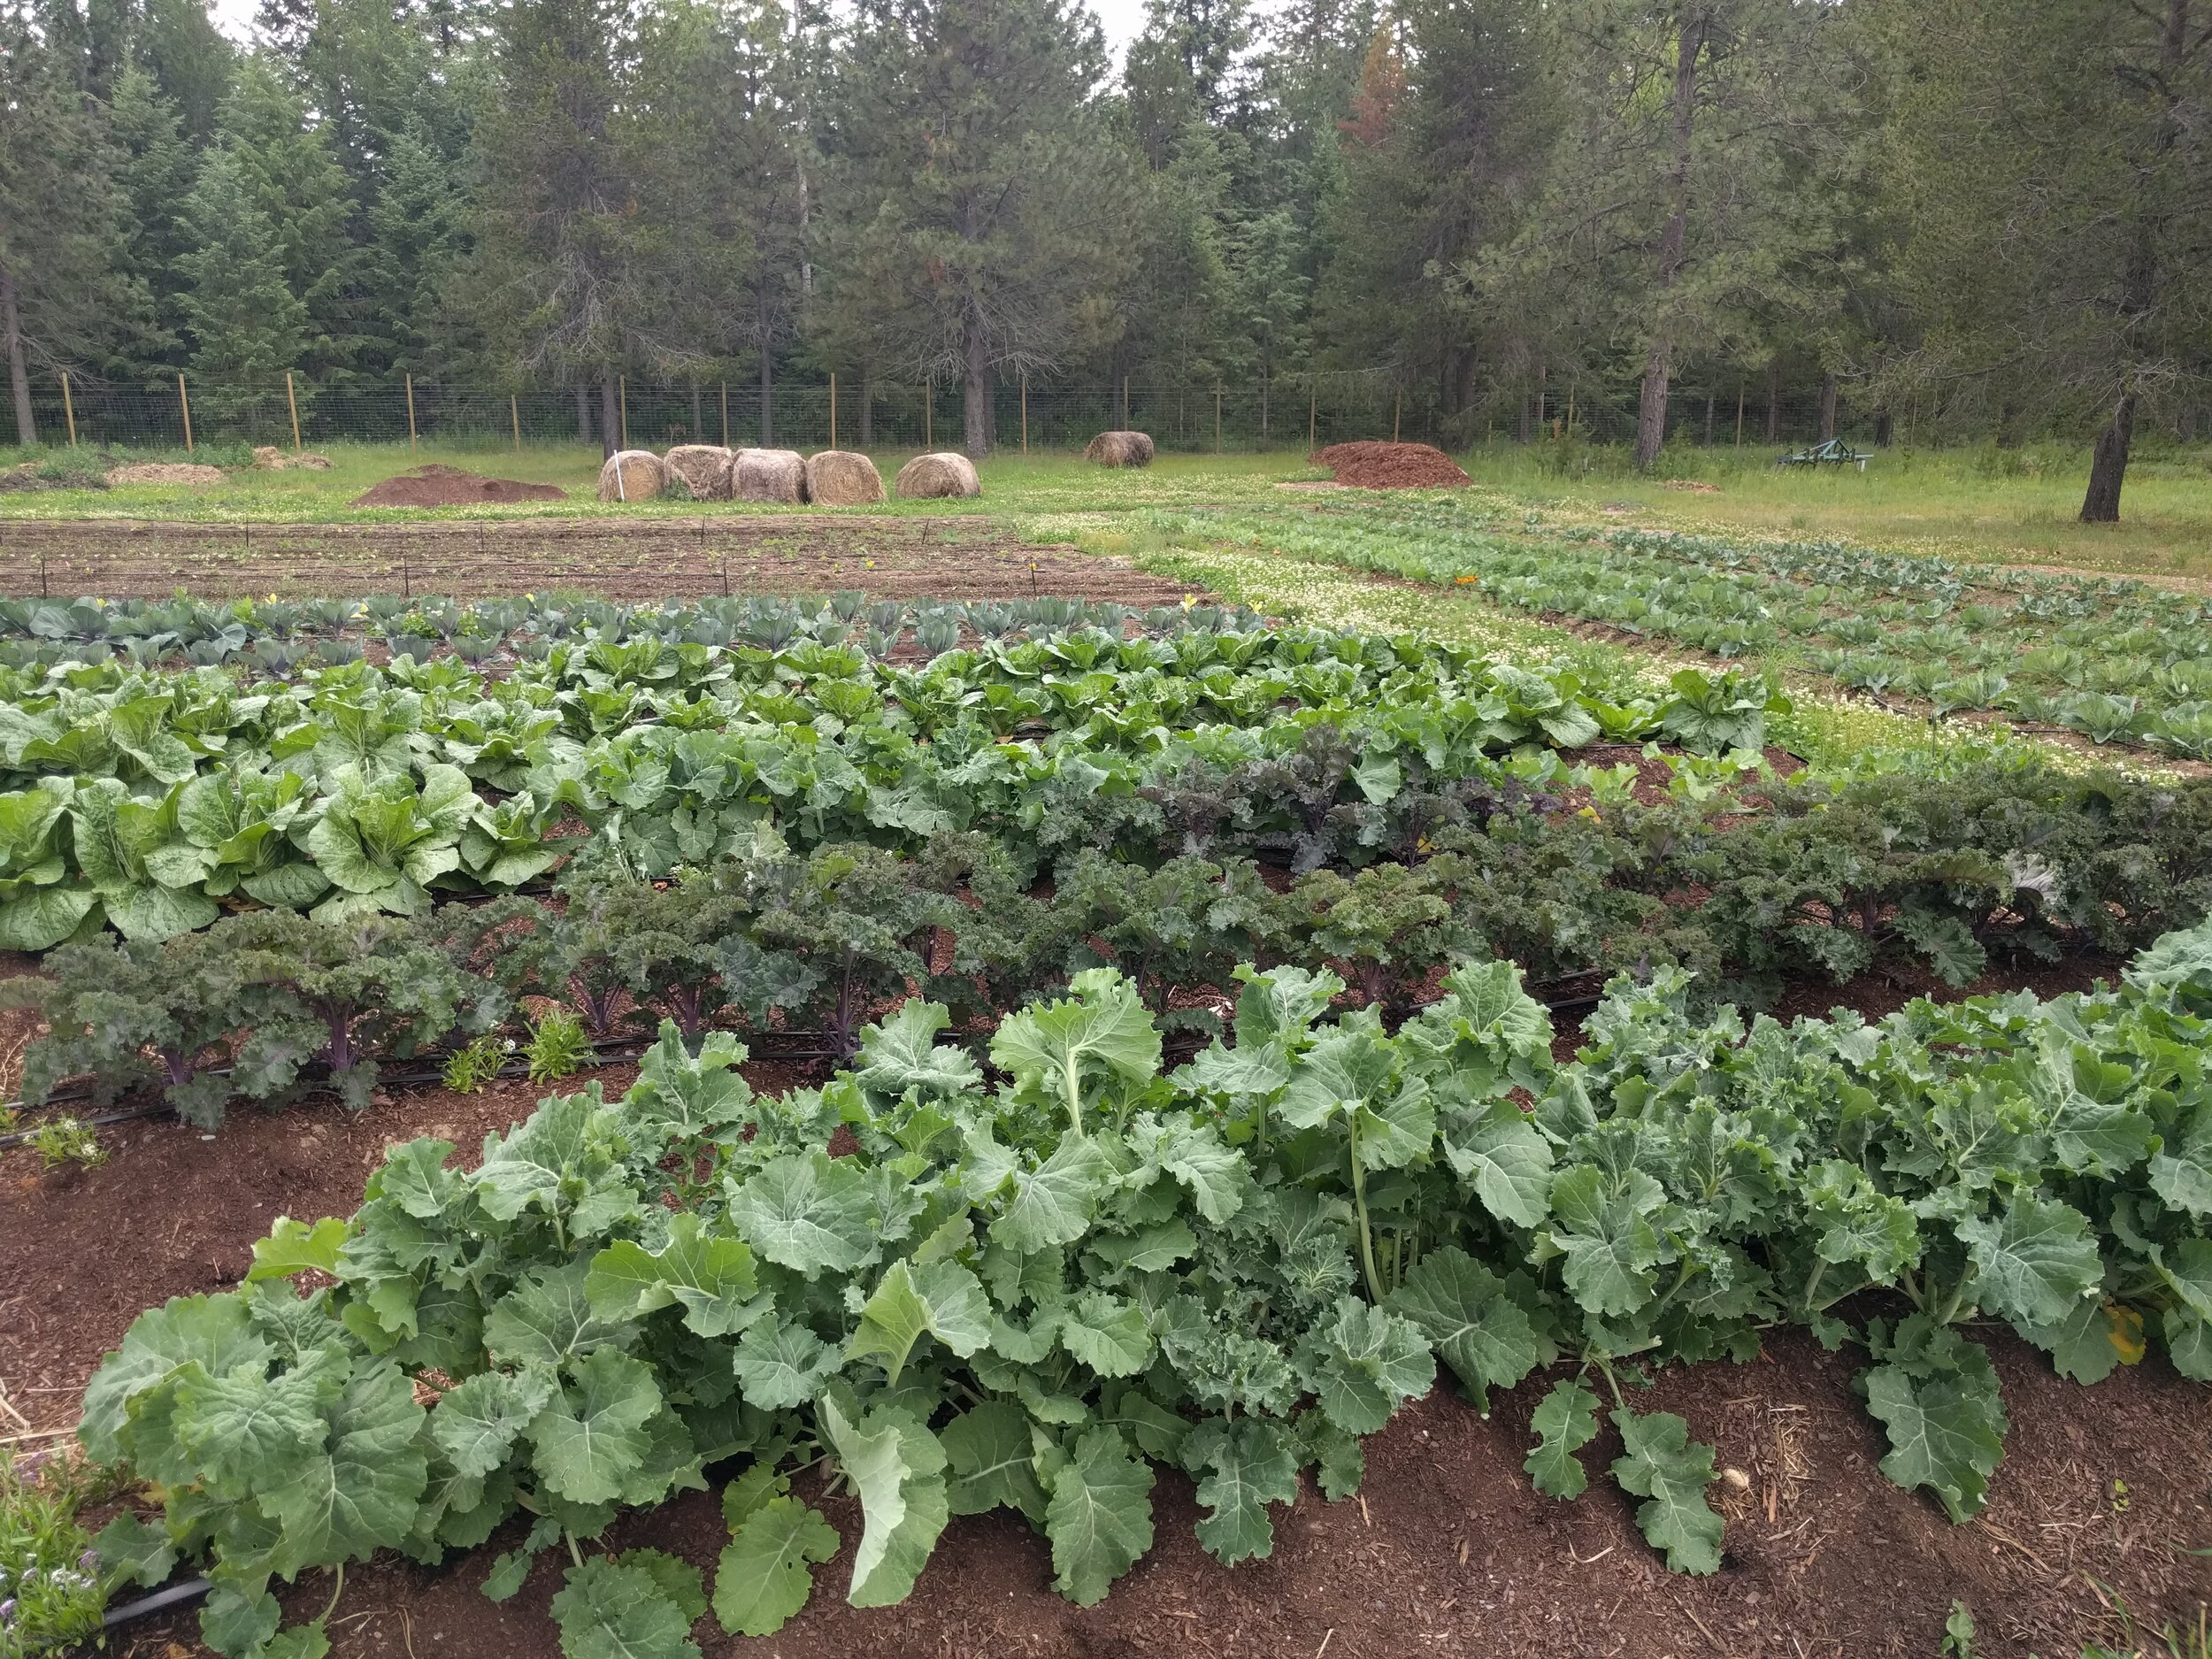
[12,964,2209,1659]
[349,465,569,509]
[0,518,1192,605]
[1312,442,1471,490]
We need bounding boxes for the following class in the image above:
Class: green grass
[0,440,1320,523]
[1464,440,2212,582]
[8,436,2209,584]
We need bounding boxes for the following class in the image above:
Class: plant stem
[565,1531,583,1571]
[319,1563,345,1625]
[1347,1114,1384,1303]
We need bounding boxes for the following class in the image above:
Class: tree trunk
[1763,364,1779,442]
[1702,394,1714,445]
[2182,404,2200,444]
[962,325,992,458]
[597,376,618,459]
[1517,393,1532,444]
[1874,409,1893,447]
[1,265,35,448]
[858,371,873,447]
[575,382,593,444]
[1633,12,1706,469]
[2080,393,2135,523]
[758,345,772,446]
[1818,373,1839,442]
[689,381,702,442]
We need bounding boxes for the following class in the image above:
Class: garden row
[0,592,1227,673]
[14,753,2211,1132]
[0,626,1785,949]
[61,914,2212,1659]
[1148,501,2212,756]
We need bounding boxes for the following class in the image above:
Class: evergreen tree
[173,142,308,413]
[362,116,469,378]
[820,0,1133,455]
[106,61,197,377]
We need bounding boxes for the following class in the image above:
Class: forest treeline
[0,0,2207,515]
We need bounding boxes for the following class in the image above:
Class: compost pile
[350,463,566,507]
[1312,440,1470,488]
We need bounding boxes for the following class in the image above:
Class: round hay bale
[664,444,735,500]
[895,451,980,500]
[731,448,808,503]
[804,449,887,506]
[597,449,668,502]
[1083,431,1156,468]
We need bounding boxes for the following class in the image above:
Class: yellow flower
[1180,593,1196,610]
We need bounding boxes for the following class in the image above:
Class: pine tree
[173,143,309,414]
[821,0,1133,456]
[106,61,197,377]
[363,116,469,377]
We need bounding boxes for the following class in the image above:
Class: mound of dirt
[663,444,734,500]
[351,464,566,508]
[895,451,980,500]
[1312,441,1470,488]
[107,462,227,487]
[732,448,807,503]
[1084,430,1155,467]
[805,449,887,506]
[251,446,331,471]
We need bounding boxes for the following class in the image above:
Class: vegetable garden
[2,562,2209,1659]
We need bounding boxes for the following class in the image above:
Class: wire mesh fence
[10,373,1889,456]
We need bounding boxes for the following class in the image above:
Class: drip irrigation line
[103,1576,211,1628]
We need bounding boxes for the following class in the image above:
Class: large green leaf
[1609,1409,1723,1575]
[81,1294,271,1463]
[431,1368,557,1480]
[625,1022,755,1138]
[1524,1378,1600,1499]
[731,1315,842,1409]
[713,1495,838,1637]
[1057,1291,1154,1378]
[853,1000,983,1097]
[941,1399,1048,1521]
[846,1257,992,1383]
[728,1152,878,1278]
[586,1215,760,1339]
[1955,1192,2102,1327]
[261,1358,429,1572]
[486,1264,639,1368]
[1387,1247,1544,1410]
[1043,1425,1155,1607]
[1184,1418,1299,1565]
[549,1551,704,1659]
[990,967,1162,1129]
[1861,1321,2009,1523]
[821,1398,949,1608]
[1441,1101,1553,1226]
[1295,1296,1435,1435]
[1544,1164,1662,1318]
[990,1135,1114,1255]
[527,1348,663,1506]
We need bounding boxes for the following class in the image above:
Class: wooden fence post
[720,382,728,448]
[924,380,931,449]
[1734,383,1745,447]
[178,373,194,454]
[58,373,76,446]
[286,371,302,451]
[1566,380,1577,435]
[404,373,418,450]
[618,376,628,449]
[1021,375,1028,455]
[511,394,521,451]
[1393,387,1401,443]
[1215,385,1222,453]
[830,372,837,449]
[1308,379,1317,454]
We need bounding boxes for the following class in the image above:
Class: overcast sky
[205,0,1155,61]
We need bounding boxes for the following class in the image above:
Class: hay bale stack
[1084,431,1156,468]
[805,449,887,505]
[597,449,668,502]
[664,444,735,500]
[895,451,980,500]
[731,448,808,503]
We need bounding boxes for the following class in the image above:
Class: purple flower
[0,1596,16,1624]
[78,1549,99,1573]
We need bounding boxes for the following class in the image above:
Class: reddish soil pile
[350,464,567,508]
[1312,441,1471,489]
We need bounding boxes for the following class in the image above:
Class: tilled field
[0,516,1190,603]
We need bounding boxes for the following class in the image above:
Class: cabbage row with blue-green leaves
[0,622,1782,949]
[81,920,2212,1659]
[1141,500,2212,757]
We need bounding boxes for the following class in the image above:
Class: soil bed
[349,464,569,509]
[9,957,2207,1658]
[0,518,1190,605]
[1312,442,1471,489]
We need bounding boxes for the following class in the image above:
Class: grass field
[5,434,2209,577]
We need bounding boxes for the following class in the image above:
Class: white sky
[207,0,1154,61]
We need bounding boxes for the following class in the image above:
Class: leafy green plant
[443,1033,512,1094]
[27,1116,105,1171]
[524,1007,590,1083]
[0,1448,108,1654]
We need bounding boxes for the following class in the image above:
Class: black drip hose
[101,1575,211,1627]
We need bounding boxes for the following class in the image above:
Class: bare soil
[349,465,568,508]
[0,518,1193,605]
[5,964,2206,1659]
[1312,442,1471,490]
